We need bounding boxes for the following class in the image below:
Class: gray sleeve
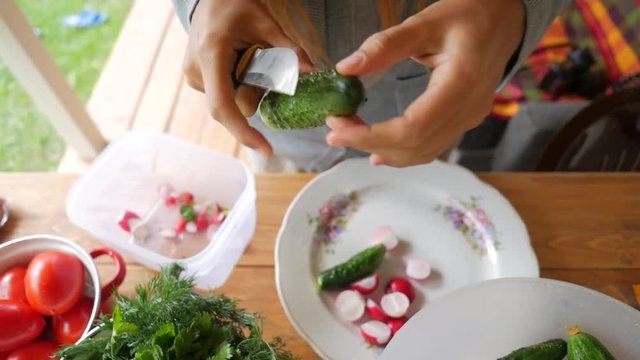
[171,0,199,31]
[499,0,571,89]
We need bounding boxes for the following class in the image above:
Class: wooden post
[0,0,106,160]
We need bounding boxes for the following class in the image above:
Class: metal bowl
[0,234,125,342]
[0,198,8,229]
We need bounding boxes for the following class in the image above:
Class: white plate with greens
[275,159,539,359]
[380,277,640,359]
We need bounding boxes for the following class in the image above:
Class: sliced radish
[386,277,415,303]
[380,292,410,318]
[160,228,177,239]
[118,210,140,232]
[351,274,379,295]
[387,316,408,335]
[365,299,388,321]
[406,257,431,280]
[185,221,198,234]
[360,320,392,346]
[178,192,194,205]
[372,225,399,250]
[196,211,209,230]
[175,218,187,234]
[210,204,227,225]
[335,290,365,322]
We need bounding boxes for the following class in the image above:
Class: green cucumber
[259,69,365,130]
[567,326,617,360]
[316,244,386,291]
[497,339,567,360]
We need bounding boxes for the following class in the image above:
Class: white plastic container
[66,131,256,290]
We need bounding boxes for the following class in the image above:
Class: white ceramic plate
[275,159,539,359]
[380,277,640,359]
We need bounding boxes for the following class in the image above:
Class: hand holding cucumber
[184,0,315,156]
[327,0,525,167]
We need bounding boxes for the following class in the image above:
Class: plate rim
[274,159,540,359]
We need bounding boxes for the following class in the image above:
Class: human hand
[183,0,315,155]
[327,0,525,167]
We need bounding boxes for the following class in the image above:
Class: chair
[535,87,640,171]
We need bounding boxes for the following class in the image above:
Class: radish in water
[386,277,415,303]
[372,226,399,250]
[350,274,379,295]
[380,292,410,318]
[360,321,392,346]
[406,257,431,280]
[118,210,140,232]
[335,290,365,322]
[365,299,388,321]
[387,316,408,335]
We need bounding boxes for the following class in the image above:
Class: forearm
[171,0,199,30]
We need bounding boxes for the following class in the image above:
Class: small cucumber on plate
[497,339,567,360]
[317,244,386,291]
[567,326,616,360]
[259,69,365,130]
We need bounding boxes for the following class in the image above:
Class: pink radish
[118,211,140,232]
[406,257,431,280]
[210,204,227,225]
[365,299,388,321]
[372,225,399,250]
[387,316,408,335]
[350,274,379,295]
[380,292,410,318]
[335,290,365,322]
[386,277,415,303]
[185,221,198,234]
[360,321,392,346]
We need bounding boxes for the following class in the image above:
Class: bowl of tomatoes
[0,234,126,359]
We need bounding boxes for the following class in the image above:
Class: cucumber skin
[259,70,365,130]
[498,339,567,360]
[568,331,616,360]
[316,244,386,291]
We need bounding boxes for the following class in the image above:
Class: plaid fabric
[492,0,640,120]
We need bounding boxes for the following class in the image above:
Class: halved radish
[386,277,415,303]
[351,274,379,295]
[335,290,365,322]
[406,257,431,280]
[365,299,388,321]
[380,292,410,318]
[360,321,392,346]
[372,225,399,250]
[387,316,408,335]
[117,211,140,232]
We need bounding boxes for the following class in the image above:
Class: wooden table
[1,173,639,358]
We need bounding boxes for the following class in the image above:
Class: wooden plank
[0,0,105,160]
[167,79,208,143]
[85,0,173,140]
[132,17,187,132]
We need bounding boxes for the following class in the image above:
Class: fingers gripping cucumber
[259,70,366,130]
[567,326,616,360]
[497,339,567,360]
[317,244,386,291]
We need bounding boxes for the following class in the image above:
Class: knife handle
[232,44,263,89]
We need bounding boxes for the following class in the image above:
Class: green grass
[0,0,132,171]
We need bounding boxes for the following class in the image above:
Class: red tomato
[53,297,93,345]
[25,251,85,316]
[0,267,27,303]
[7,341,60,360]
[0,300,46,352]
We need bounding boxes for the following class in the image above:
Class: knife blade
[234,45,299,96]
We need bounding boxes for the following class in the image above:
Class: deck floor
[58,1,248,173]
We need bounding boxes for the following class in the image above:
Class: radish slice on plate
[365,299,388,321]
[406,257,431,280]
[386,277,415,303]
[380,292,410,318]
[360,320,392,346]
[372,226,399,250]
[387,316,408,335]
[351,274,379,295]
[335,290,365,322]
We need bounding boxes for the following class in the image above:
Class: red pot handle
[90,248,127,301]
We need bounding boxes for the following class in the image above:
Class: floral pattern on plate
[308,191,360,248]
[435,196,499,255]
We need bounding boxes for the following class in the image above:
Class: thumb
[336,21,427,76]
